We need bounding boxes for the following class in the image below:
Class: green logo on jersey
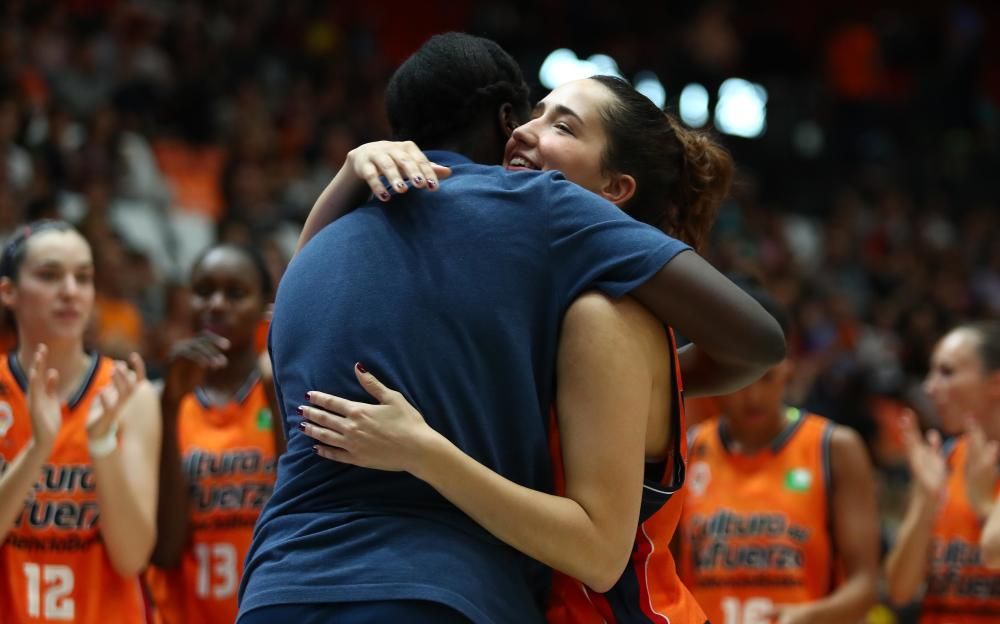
[257,408,273,431]
[784,468,812,492]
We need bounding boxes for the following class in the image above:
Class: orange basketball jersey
[546,328,708,624]
[0,352,148,623]
[679,410,835,624]
[144,375,277,624]
[920,435,1000,623]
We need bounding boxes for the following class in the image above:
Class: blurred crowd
[0,0,997,517]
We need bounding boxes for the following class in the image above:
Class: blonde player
[886,321,1000,622]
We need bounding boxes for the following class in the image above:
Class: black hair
[961,321,1000,372]
[190,243,273,302]
[385,32,531,152]
[590,75,733,251]
[0,220,80,282]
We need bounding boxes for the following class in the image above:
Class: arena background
[0,2,997,622]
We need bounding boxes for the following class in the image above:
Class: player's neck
[16,338,90,401]
[981,412,1000,443]
[725,408,789,454]
[203,345,259,396]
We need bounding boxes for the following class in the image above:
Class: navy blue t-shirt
[238,152,690,624]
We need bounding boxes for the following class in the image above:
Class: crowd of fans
[0,0,997,573]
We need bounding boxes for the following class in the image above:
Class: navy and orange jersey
[0,352,148,623]
[921,435,1000,623]
[144,373,278,624]
[678,409,835,624]
[547,328,708,624]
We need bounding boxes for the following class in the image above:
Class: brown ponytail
[591,75,733,251]
[667,117,733,251]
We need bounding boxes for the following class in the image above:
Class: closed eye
[554,122,575,135]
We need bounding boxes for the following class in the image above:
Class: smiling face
[503,78,630,203]
[0,229,95,344]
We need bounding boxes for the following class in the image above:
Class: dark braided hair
[385,33,531,151]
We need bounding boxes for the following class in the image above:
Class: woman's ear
[598,173,637,207]
[988,369,1000,401]
[499,102,519,138]
[0,277,15,310]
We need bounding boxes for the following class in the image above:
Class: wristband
[88,421,119,458]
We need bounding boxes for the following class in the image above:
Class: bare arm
[0,442,51,540]
[151,334,228,567]
[297,145,782,400]
[304,293,652,591]
[258,349,286,456]
[632,251,786,397]
[771,427,879,623]
[884,414,947,605]
[885,486,939,605]
[149,391,190,568]
[91,375,162,576]
[981,495,1000,569]
[296,141,450,255]
[0,348,61,540]
[965,416,999,567]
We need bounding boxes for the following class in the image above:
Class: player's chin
[47,318,88,339]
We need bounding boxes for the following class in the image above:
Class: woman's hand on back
[300,363,442,473]
[346,141,451,201]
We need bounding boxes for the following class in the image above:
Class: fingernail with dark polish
[312,445,319,454]
[356,362,368,374]
[296,405,304,415]
[305,392,311,401]
[298,421,306,431]
[413,175,424,184]
[427,180,437,189]
[379,192,390,201]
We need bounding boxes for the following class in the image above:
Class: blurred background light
[538,48,623,89]
[633,71,666,109]
[679,83,710,127]
[715,78,768,138]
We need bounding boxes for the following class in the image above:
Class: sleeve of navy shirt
[541,170,691,304]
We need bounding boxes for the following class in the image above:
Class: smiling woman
[289,73,750,624]
[0,219,161,623]
[502,76,729,251]
[504,82,624,198]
